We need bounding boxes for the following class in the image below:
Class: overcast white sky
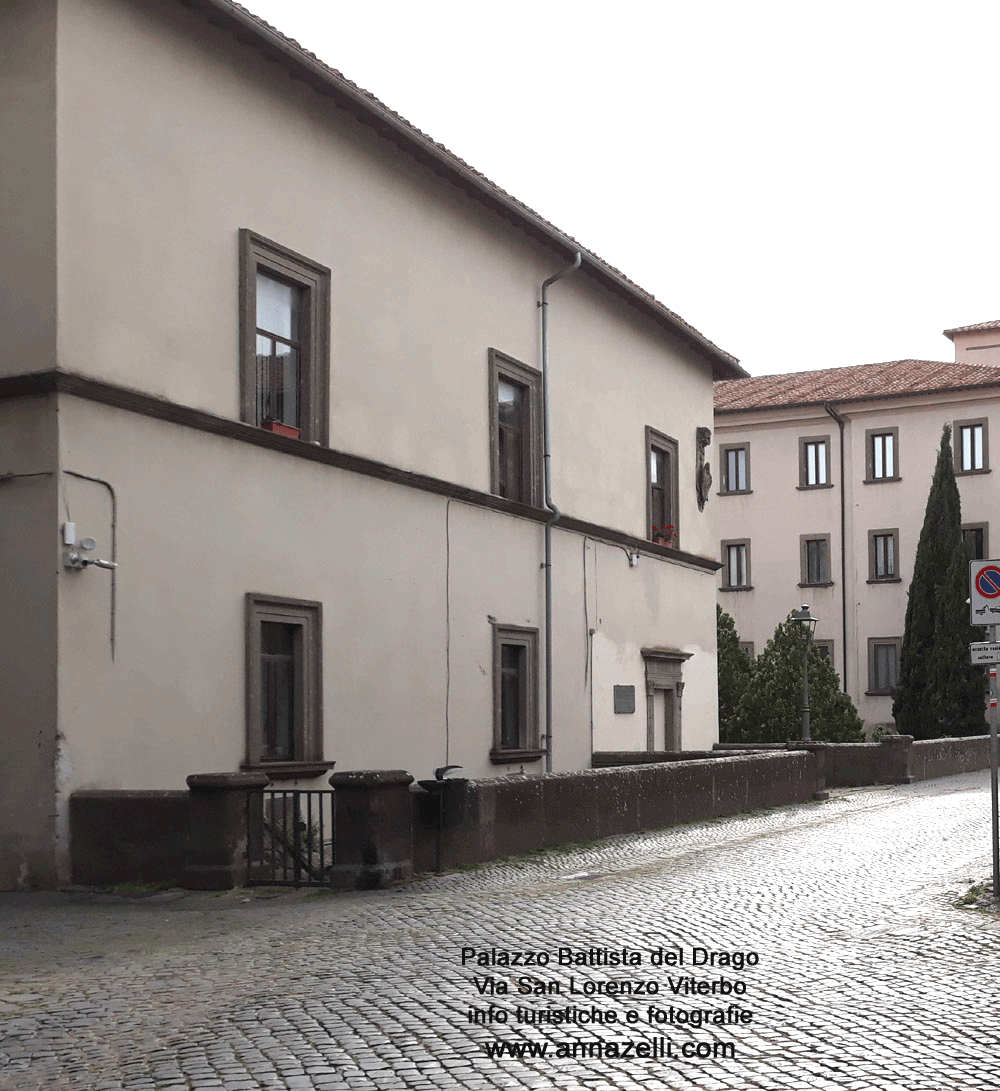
[244,0,999,377]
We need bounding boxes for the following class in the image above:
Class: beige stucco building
[714,321,1000,731]
[0,0,745,888]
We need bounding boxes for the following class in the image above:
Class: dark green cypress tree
[894,424,986,737]
[716,604,752,742]
[925,536,988,737]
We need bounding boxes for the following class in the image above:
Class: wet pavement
[1,771,999,1090]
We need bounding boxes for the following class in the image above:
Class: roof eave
[716,379,1000,415]
[188,0,746,381]
[943,323,1000,340]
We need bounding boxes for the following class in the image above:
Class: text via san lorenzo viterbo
[462,945,759,1063]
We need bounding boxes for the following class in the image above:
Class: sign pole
[968,560,1000,902]
[992,625,1000,904]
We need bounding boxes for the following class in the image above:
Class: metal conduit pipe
[539,251,582,772]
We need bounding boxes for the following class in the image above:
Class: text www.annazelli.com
[483,1038,736,1060]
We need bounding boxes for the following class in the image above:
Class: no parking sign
[970,560,1000,624]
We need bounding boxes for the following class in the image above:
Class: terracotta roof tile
[715,359,1000,413]
[943,320,1000,339]
[206,2,743,376]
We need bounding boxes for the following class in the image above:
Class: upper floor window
[720,443,751,494]
[647,428,679,546]
[800,535,831,586]
[721,539,751,590]
[869,528,899,582]
[240,230,330,444]
[955,419,989,474]
[866,428,899,482]
[799,435,831,488]
[963,523,989,560]
[489,350,541,505]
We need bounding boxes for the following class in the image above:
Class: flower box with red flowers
[651,525,676,546]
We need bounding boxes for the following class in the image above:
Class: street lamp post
[792,604,818,742]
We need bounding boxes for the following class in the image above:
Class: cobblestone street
[2,771,999,1091]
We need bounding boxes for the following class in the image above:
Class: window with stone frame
[866,428,899,482]
[491,624,542,763]
[963,523,989,561]
[720,443,750,494]
[722,539,751,589]
[800,535,831,586]
[799,435,831,488]
[489,350,542,505]
[647,428,679,546]
[869,528,899,582]
[240,230,330,444]
[955,419,989,474]
[244,594,329,778]
[867,638,901,695]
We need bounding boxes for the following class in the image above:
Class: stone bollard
[184,772,270,890]
[327,770,415,890]
[878,734,915,784]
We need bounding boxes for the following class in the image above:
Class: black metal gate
[247,789,336,887]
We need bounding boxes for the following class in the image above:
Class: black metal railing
[247,789,336,887]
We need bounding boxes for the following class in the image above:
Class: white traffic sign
[970,559,1000,624]
[970,642,1000,665]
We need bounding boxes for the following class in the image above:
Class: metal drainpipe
[824,403,848,691]
[540,251,582,773]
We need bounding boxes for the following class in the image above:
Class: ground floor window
[491,624,542,763]
[244,593,328,777]
[867,637,901,696]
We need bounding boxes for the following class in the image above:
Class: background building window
[489,350,541,504]
[866,428,899,481]
[800,535,831,585]
[799,435,831,487]
[955,419,988,474]
[867,638,901,695]
[813,640,834,662]
[739,641,755,658]
[491,625,541,761]
[722,539,750,589]
[240,230,330,444]
[963,523,989,560]
[869,529,899,581]
[646,427,679,545]
[244,594,324,774]
[721,443,750,493]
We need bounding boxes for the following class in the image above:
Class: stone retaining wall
[713,734,993,787]
[67,735,994,888]
[911,736,991,781]
[411,751,818,874]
